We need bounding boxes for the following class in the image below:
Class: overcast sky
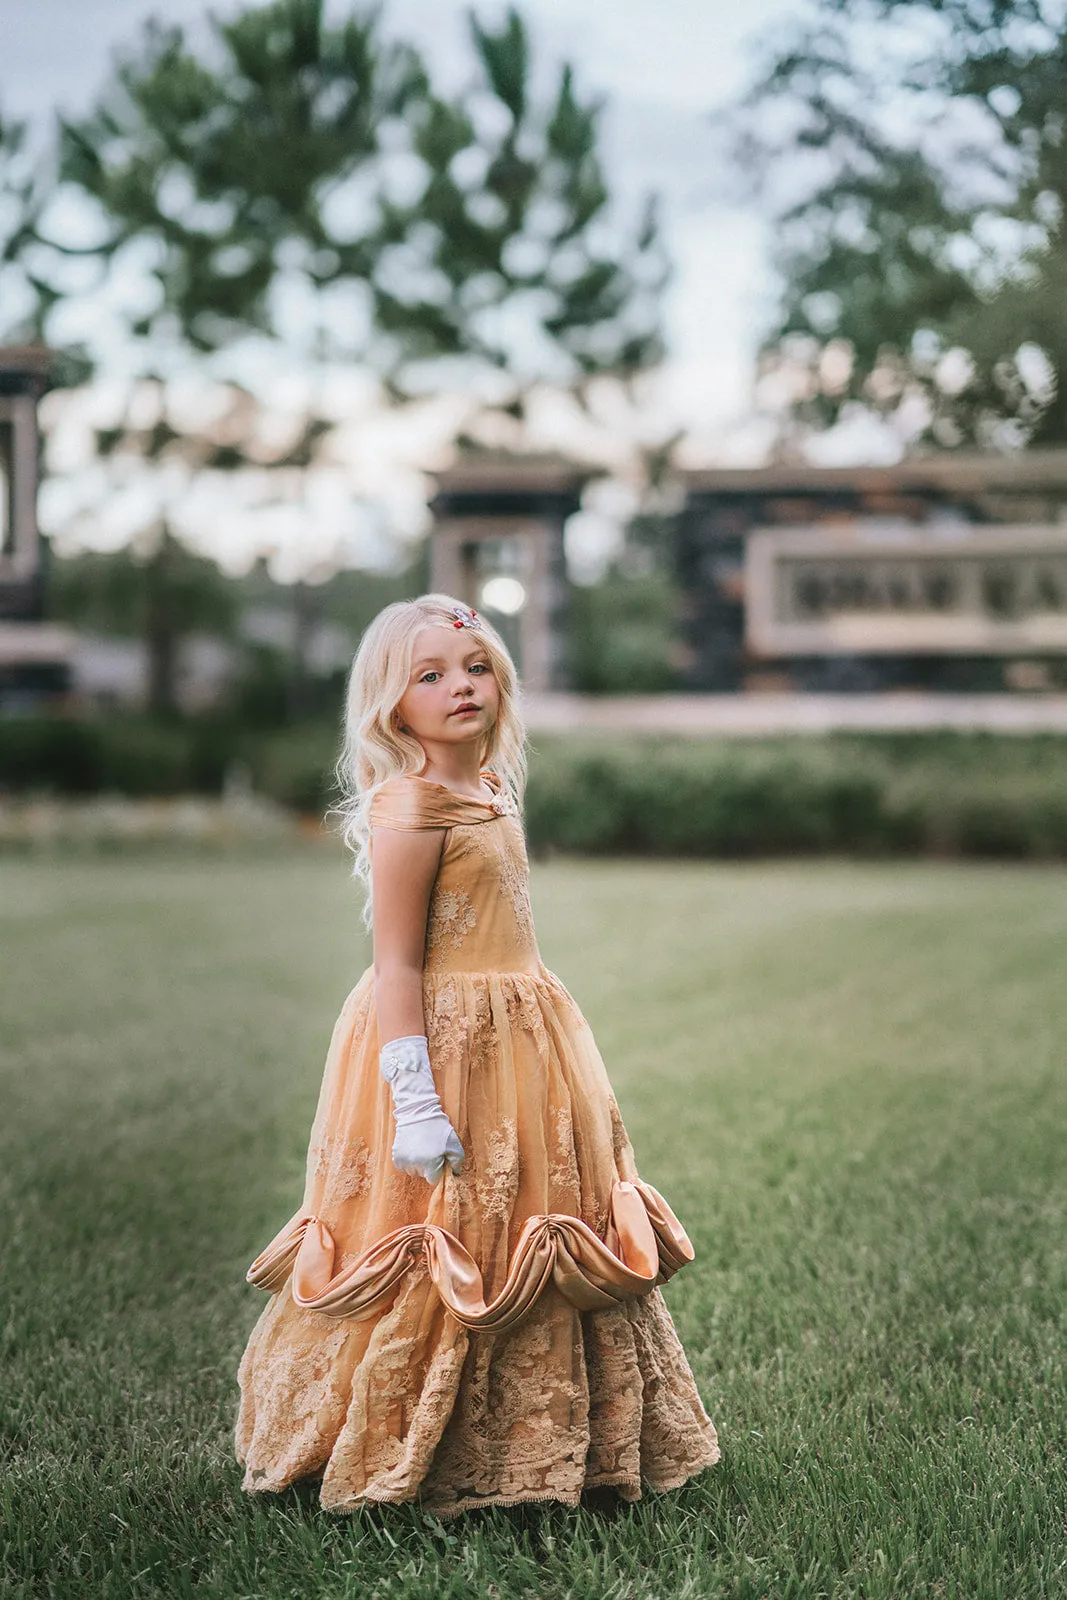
[2,0,817,572]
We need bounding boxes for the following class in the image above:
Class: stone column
[0,347,74,704]
[430,453,590,692]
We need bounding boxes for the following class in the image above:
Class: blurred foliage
[732,0,1067,449]
[48,540,430,723]
[0,110,54,343]
[229,548,431,723]
[0,112,94,385]
[49,536,237,641]
[568,515,681,692]
[47,525,686,714]
[5,2,670,712]
[51,0,666,411]
[5,719,1067,860]
[568,570,679,694]
[49,532,239,717]
[526,732,1067,859]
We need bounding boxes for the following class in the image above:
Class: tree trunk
[287,580,319,721]
[145,528,179,716]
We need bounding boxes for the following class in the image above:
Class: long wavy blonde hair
[334,593,528,926]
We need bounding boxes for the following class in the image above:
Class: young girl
[235,593,720,1518]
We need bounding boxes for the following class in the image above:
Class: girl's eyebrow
[412,651,488,670]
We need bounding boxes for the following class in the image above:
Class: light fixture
[479,576,526,616]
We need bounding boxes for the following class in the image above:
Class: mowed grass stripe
[1,854,1064,1599]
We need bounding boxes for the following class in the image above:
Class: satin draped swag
[247,1178,694,1334]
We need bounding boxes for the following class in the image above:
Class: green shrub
[246,725,338,814]
[4,717,1067,859]
[0,716,103,794]
[524,733,1067,860]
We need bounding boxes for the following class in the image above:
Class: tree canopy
[733,0,1067,450]
[5,1,670,709]
[53,0,667,408]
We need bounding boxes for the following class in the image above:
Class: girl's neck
[415,745,488,797]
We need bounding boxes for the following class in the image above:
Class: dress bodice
[368,771,540,975]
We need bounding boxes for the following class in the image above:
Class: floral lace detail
[587,1192,610,1239]
[455,818,536,954]
[237,1288,352,1490]
[626,1291,721,1490]
[312,1132,377,1202]
[547,1103,581,1202]
[503,981,551,1066]
[608,1094,639,1181]
[237,1279,717,1516]
[582,1292,720,1493]
[494,821,537,949]
[332,1136,376,1202]
[427,886,477,956]
[416,1297,588,1511]
[477,1116,519,1221]
[424,977,469,1070]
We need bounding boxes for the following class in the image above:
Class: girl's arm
[370,822,463,1184]
[370,823,446,1045]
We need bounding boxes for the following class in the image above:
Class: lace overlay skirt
[235,965,720,1518]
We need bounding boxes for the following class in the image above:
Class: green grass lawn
[2,851,1065,1599]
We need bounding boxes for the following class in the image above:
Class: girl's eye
[419,663,489,683]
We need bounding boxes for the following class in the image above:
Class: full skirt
[235,964,720,1518]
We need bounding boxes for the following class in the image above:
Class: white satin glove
[379,1034,465,1185]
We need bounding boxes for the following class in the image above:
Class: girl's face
[394,625,500,751]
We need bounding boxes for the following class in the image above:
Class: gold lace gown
[235,771,720,1518]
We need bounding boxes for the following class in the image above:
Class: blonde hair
[334,593,528,926]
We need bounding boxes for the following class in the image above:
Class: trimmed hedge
[0,716,333,809]
[0,715,236,797]
[522,734,1067,859]
[3,716,1067,859]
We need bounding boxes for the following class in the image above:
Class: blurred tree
[232,548,431,725]
[58,0,423,354]
[0,109,93,386]
[732,0,1067,451]
[373,7,668,416]
[0,109,47,341]
[49,531,238,716]
[568,564,680,695]
[24,0,667,713]
[568,487,682,695]
[55,0,666,413]
[50,373,277,713]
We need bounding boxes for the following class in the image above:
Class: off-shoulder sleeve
[368,776,494,831]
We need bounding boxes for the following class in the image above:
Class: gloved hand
[379,1034,464,1185]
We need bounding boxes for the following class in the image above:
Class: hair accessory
[450,602,482,630]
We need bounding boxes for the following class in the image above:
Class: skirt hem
[238,1450,720,1521]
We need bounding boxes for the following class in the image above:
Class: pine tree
[18,1,668,709]
[56,0,666,407]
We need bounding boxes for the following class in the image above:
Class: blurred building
[0,348,73,708]
[678,454,1067,693]
[430,453,589,691]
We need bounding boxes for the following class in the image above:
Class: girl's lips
[450,705,480,716]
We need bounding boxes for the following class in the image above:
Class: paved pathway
[521,693,1067,736]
